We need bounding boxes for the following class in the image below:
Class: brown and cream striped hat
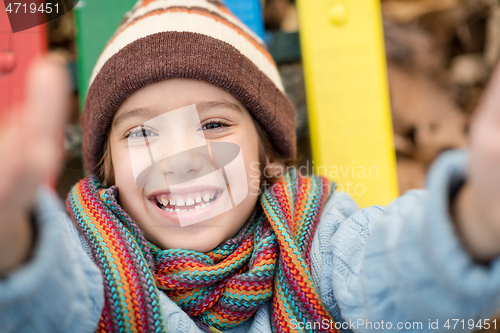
[82,0,296,175]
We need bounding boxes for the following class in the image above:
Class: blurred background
[1,0,495,205]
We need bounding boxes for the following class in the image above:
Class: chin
[140,199,256,252]
[168,239,221,253]
[150,225,225,252]
[186,242,219,253]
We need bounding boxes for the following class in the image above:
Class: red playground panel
[0,1,47,117]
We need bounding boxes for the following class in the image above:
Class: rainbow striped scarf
[67,170,339,332]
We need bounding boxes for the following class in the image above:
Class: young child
[2,0,500,332]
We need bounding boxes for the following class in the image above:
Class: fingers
[472,62,500,124]
[25,56,70,151]
[0,56,70,216]
[0,108,25,202]
[465,62,500,223]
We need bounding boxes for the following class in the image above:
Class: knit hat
[82,0,296,175]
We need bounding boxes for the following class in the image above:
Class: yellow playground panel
[297,0,399,207]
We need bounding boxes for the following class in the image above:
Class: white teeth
[156,191,218,213]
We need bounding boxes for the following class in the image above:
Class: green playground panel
[75,0,137,110]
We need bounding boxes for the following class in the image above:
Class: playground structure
[1,0,398,207]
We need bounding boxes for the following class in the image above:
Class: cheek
[112,146,135,187]
[237,129,261,197]
[243,147,261,197]
[111,143,146,217]
[217,125,261,199]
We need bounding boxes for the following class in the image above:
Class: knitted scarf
[67,170,339,333]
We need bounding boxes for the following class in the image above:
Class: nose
[161,145,212,186]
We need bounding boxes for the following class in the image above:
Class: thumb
[25,55,70,146]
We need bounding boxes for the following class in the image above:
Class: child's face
[110,79,262,252]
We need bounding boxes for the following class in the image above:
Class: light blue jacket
[2,150,500,332]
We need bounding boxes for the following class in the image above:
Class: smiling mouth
[153,190,220,213]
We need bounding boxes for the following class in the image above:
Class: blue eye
[126,127,158,139]
[201,120,230,131]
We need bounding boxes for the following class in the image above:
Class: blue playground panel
[223,0,265,40]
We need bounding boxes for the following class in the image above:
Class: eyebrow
[113,107,161,128]
[196,101,243,114]
[113,100,244,128]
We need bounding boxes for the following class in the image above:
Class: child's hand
[0,57,69,275]
[454,64,500,262]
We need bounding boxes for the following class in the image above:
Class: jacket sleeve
[312,150,500,332]
[0,188,103,333]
